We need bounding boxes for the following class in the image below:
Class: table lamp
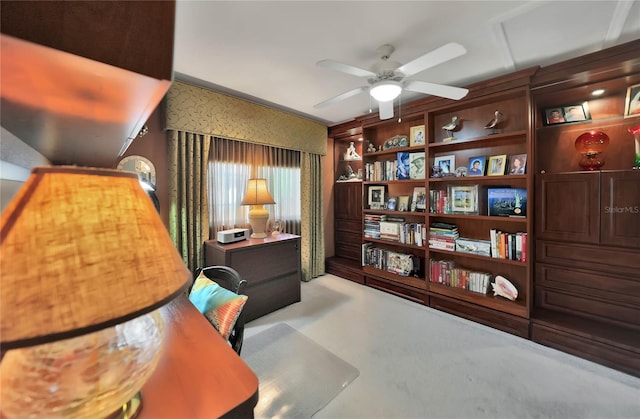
[0,166,191,418]
[240,178,275,238]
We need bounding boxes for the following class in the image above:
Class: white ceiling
[174,1,640,127]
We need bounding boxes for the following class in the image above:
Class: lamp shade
[241,178,275,206]
[370,80,402,102]
[0,166,191,349]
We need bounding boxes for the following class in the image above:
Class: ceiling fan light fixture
[370,80,402,102]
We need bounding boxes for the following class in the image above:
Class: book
[397,152,410,180]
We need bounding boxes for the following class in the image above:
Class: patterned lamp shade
[0,166,191,348]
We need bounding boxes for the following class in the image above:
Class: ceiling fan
[314,43,469,120]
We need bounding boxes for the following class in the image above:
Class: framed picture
[468,156,486,176]
[449,185,478,214]
[398,195,410,211]
[488,188,527,217]
[543,107,566,125]
[507,154,527,175]
[411,187,427,212]
[396,152,410,180]
[386,196,398,211]
[624,83,640,117]
[563,104,589,122]
[410,125,426,146]
[409,152,426,179]
[434,155,455,175]
[368,185,386,209]
[487,154,507,176]
[542,104,591,125]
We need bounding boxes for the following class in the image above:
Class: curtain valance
[165,81,327,155]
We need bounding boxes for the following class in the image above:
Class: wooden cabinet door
[535,172,600,243]
[601,170,640,248]
[334,182,362,221]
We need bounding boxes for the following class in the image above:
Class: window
[208,138,301,235]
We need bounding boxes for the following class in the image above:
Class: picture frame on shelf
[507,154,527,175]
[411,186,427,212]
[487,187,527,217]
[468,156,486,176]
[386,196,398,211]
[542,103,592,125]
[409,152,426,179]
[398,195,410,211]
[543,107,566,125]
[487,154,507,176]
[368,185,386,209]
[449,185,478,214]
[624,83,640,117]
[409,125,426,146]
[434,155,455,175]
[397,152,410,180]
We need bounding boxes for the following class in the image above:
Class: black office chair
[192,266,248,355]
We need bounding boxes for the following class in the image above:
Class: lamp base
[248,205,269,239]
[106,392,142,419]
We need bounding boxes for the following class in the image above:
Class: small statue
[344,142,361,160]
[442,116,459,142]
[345,164,357,179]
[484,110,504,134]
[367,142,376,153]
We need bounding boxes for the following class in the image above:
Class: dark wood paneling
[325,256,364,284]
[429,295,530,338]
[365,276,426,304]
[535,173,600,243]
[536,241,640,276]
[531,322,640,377]
[1,1,174,80]
[535,286,640,328]
[601,170,640,248]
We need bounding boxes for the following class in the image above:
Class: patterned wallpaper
[165,81,328,155]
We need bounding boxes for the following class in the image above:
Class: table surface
[139,294,259,418]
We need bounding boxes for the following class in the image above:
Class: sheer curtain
[207,138,301,236]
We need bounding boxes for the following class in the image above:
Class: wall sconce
[0,166,190,418]
[241,178,275,238]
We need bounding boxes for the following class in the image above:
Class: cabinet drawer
[227,241,300,286]
[535,286,640,327]
[536,264,640,306]
[536,240,640,276]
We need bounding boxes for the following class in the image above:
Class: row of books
[429,189,450,214]
[364,151,426,181]
[428,222,459,251]
[365,160,397,181]
[378,218,426,246]
[490,229,527,261]
[364,214,386,239]
[361,243,422,277]
[429,259,491,295]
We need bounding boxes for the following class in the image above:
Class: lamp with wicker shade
[0,166,191,418]
[240,178,275,239]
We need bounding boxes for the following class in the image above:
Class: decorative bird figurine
[442,116,459,142]
[485,110,504,134]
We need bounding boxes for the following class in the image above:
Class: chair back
[193,266,247,354]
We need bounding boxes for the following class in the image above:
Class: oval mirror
[117,155,156,187]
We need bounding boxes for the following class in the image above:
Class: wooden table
[139,295,259,418]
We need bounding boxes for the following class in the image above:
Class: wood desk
[139,295,259,418]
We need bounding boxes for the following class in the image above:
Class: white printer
[217,228,250,244]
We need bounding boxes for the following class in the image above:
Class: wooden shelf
[429,282,528,317]
[429,175,527,183]
[428,213,527,223]
[364,237,426,251]
[363,179,425,185]
[364,209,425,217]
[428,248,527,266]
[362,266,427,290]
[363,145,426,157]
[429,130,528,151]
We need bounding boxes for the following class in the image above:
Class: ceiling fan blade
[396,42,466,77]
[405,80,469,100]
[313,86,368,108]
[316,59,377,78]
[378,100,394,120]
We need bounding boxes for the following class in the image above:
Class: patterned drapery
[301,152,325,281]
[167,130,212,273]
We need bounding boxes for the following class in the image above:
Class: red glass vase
[575,130,610,171]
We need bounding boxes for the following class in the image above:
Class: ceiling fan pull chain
[398,94,402,123]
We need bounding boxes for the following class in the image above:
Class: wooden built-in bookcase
[326,39,640,377]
